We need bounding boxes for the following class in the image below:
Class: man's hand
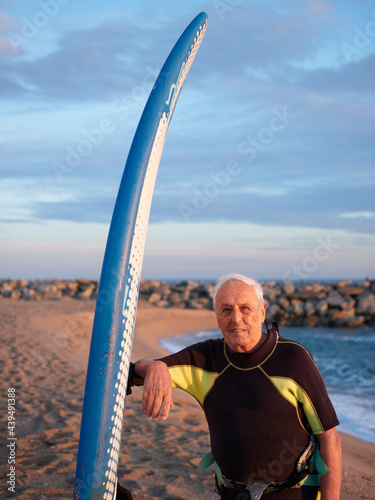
[134,359,173,421]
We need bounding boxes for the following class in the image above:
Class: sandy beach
[1,298,374,499]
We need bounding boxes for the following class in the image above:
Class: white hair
[213,273,265,311]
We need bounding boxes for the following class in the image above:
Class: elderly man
[133,274,342,499]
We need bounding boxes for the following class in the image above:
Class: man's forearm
[317,428,342,500]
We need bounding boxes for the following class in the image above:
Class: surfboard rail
[74,12,208,500]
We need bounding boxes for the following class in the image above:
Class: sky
[1,0,374,281]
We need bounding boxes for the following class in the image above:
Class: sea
[159,326,375,444]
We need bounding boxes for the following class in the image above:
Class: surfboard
[74,12,208,500]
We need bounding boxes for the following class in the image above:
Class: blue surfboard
[74,12,208,500]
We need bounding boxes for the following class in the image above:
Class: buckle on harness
[215,475,271,500]
[212,434,318,499]
[217,475,272,500]
[247,482,272,500]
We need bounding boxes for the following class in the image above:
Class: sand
[0,298,374,499]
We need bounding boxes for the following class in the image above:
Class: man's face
[215,280,267,353]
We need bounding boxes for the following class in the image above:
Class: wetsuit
[159,329,339,499]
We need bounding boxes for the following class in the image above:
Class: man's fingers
[150,393,164,420]
[142,388,173,420]
[159,384,173,420]
[140,360,173,420]
[142,389,160,418]
[142,388,162,419]
[160,398,173,421]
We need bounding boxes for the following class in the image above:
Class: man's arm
[134,359,173,421]
[316,427,342,500]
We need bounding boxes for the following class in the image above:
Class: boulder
[76,283,96,299]
[305,316,321,327]
[21,288,38,300]
[310,283,327,293]
[282,282,295,295]
[337,280,352,287]
[55,280,69,291]
[77,278,93,285]
[5,280,19,291]
[168,292,183,305]
[338,286,366,296]
[315,300,328,315]
[63,283,79,297]
[154,300,170,308]
[179,289,190,301]
[10,289,22,300]
[263,282,281,301]
[186,298,211,309]
[356,292,375,315]
[37,283,58,294]
[328,308,357,321]
[334,316,365,327]
[304,301,316,316]
[326,291,346,308]
[139,280,160,293]
[157,284,172,297]
[277,297,290,310]
[43,290,63,300]
[287,300,304,317]
[148,292,162,304]
[193,283,214,298]
[266,303,281,319]
[288,291,326,301]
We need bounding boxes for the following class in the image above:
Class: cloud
[341,211,375,219]
[0,3,343,103]
[296,52,375,94]
[0,13,207,102]
[0,12,18,58]
[0,12,15,33]
[0,37,17,57]
[1,2,374,249]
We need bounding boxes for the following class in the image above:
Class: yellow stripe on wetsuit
[168,365,221,406]
[259,368,325,435]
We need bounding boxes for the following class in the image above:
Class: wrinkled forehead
[215,280,259,306]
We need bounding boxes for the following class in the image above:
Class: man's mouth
[230,328,246,334]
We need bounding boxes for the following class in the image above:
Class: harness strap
[199,451,214,473]
[221,465,311,499]
[199,452,227,487]
[200,434,327,498]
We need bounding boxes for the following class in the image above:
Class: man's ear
[261,301,267,322]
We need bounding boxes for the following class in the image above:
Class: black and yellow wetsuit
[159,329,339,499]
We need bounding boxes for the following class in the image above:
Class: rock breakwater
[1,278,374,327]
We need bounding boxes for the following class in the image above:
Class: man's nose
[230,307,242,324]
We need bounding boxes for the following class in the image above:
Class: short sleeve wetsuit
[159,329,339,495]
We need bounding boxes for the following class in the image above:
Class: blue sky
[1,0,374,281]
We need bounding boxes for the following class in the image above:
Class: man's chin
[225,338,250,353]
